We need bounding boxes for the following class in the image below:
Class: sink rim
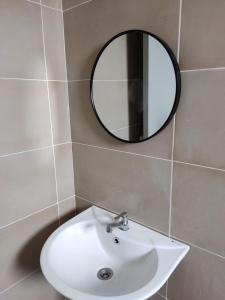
[40,206,189,300]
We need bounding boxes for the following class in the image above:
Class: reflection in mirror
[91,30,181,143]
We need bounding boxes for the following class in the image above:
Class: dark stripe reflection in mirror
[127,32,144,141]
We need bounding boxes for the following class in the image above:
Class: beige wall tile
[180,0,225,70]
[75,196,92,214]
[49,81,71,144]
[42,7,67,80]
[69,81,173,159]
[73,143,171,233]
[168,246,225,300]
[59,196,75,224]
[42,0,62,10]
[0,79,52,155]
[0,271,64,300]
[0,206,58,291]
[0,0,45,79]
[54,143,75,201]
[63,0,91,10]
[171,163,225,257]
[64,0,179,80]
[0,148,57,227]
[174,70,225,169]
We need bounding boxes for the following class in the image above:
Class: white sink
[40,206,189,300]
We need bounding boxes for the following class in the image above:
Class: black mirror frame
[90,29,181,143]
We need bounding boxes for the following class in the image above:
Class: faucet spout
[106,212,129,233]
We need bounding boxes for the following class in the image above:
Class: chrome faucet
[106,212,129,233]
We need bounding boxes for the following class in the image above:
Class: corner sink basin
[40,206,189,300]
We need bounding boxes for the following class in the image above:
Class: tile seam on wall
[0,77,46,82]
[0,269,39,295]
[174,160,225,173]
[68,79,90,82]
[73,142,172,162]
[40,5,60,225]
[168,118,175,237]
[73,142,225,173]
[0,203,57,231]
[58,194,75,204]
[75,194,225,262]
[0,77,67,82]
[67,65,225,82]
[61,9,76,199]
[0,142,72,160]
[0,193,75,231]
[171,234,225,261]
[54,141,73,147]
[0,145,52,159]
[158,292,167,300]
[181,66,225,72]
[61,11,68,82]
[177,0,183,61]
[63,0,93,13]
[26,0,63,12]
[167,1,183,297]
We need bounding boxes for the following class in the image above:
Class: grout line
[0,76,46,82]
[181,66,225,73]
[92,79,129,82]
[168,117,176,237]
[66,65,225,81]
[0,269,39,295]
[168,0,182,296]
[173,160,225,173]
[73,142,225,173]
[40,3,62,12]
[54,141,72,147]
[0,142,72,159]
[60,1,76,211]
[61,10,68,82]
[40,5,60,226]
[158,292,167,300]
[3,67,224,83]
[0,145,52,159]
[61,10,76,211]
[73,141,171,162]
[47,79,67,82]
[26,0,63,12]
[0,77,67,82]
[166,119,175,300]
[177,0,183,60]
[63,0,93,13]
[0,203,57,231]
[0,193,75,231]
[58,194,76,204]
[68,78,90,82]
[172,234,225,261]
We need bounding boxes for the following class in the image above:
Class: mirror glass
[91,30,180,143]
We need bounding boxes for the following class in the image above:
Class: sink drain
[97,268,113,280]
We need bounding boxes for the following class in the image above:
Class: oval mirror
[90,30,181,143]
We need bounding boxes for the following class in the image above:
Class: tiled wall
[0,0,74,299]
[64,0,225,300]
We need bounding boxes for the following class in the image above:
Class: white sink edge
[40,205,190,300]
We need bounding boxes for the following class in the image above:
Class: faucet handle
[114,211,128,221]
